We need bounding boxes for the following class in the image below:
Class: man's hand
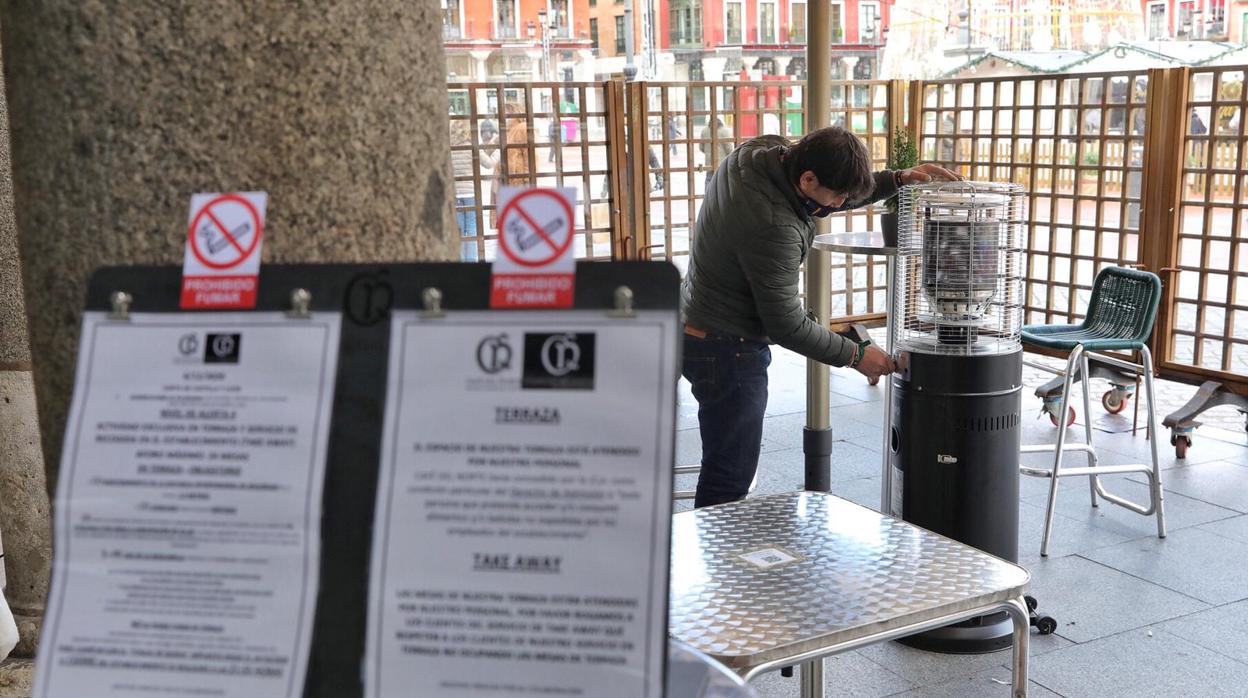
[899,163,961,185]
[853,344,895,381]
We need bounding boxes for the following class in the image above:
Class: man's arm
[739,226,857,366]
[836,163,963,212]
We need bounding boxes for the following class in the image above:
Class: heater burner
[894,182,1024,356]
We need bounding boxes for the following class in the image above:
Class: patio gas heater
[888,181,1032,653]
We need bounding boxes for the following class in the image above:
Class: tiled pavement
[675,343,1248,697]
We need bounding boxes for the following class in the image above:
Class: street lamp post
[537,8,551,81]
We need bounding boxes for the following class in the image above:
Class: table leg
[799,658,824,698]
[1005,597,1030,698]
[879,256,896,514]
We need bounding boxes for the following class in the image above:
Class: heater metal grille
[892,181,1026,356]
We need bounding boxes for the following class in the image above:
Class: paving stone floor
[675,342,1248,698]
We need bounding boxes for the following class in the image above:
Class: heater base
[896,612,1014,654]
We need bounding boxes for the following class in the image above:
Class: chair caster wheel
[1033,615,1058,635]
[1170,433,1191,459]
[1024,595,1038,612]
[1102,389,1130,414]
[1048,406,1076,428]
[780,666,794,678]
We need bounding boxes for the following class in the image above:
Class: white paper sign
[35,311,341,698]
[366,310,677,698]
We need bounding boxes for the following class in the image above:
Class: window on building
[725,1,743,43]
[790,1,806,43]
[495,0,517,38]
[590,18,599,48]
[590,0,596,6]
[1148,2,1167,39]
[860,2,880,43]
[1178,1,1194,38]
[669,0,703,47]
[758,0,777,43]
[548,0,572,38]
[831,2,844,43]
[442,0,464,39]
[1243,11,1248,45]
[1211,0,1227,37]
[615,15,626,53]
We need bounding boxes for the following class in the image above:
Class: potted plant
[883,127,918,246]
[1079,149,1100,194]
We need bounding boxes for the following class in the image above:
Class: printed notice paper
[366,311,677,698]
[35,312,341,698]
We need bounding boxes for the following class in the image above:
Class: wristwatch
[893,170,905,188]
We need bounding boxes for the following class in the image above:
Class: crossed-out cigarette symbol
[507,215,566,252]
[198,221,253,255]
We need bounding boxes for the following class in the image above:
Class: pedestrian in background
[699,117,734,185]
[449,120,479,262]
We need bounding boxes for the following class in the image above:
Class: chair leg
[1041,345,1083,557]
[1141,345,1166,540]
[1081,351,1099,509]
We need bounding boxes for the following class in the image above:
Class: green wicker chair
[1020,266,1165,557]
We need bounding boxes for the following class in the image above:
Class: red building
[666,0,894,81]
[440,0,893,83]
[442,0,596,81]
[1140,0,1231,40]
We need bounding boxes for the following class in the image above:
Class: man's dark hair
[784,126,875,202]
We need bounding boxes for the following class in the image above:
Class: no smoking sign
[180,192,267,309]
[491,187,577,309]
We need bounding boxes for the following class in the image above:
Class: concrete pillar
[471,50,492,80]
[0,37,52,660]
[0,1,456,498]
[774,56,792,77]
[702,56,729,82]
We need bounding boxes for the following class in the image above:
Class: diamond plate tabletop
[669,492,1030,673]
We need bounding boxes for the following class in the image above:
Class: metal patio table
[669,492,1032,698]
[667,639,758,697]
[811,232,898,513]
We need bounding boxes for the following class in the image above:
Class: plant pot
[881,211,899,248]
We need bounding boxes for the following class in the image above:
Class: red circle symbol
[496,189,576,268]
[186,194,264,270]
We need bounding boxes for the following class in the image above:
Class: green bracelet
[850,339,870,368]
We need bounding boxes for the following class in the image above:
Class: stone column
[0,1,457,495]
[471,50,493,81]
[702,56,729,82]
[0,43,50,658]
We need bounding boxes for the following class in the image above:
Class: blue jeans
[456,196,478,262]
[682,332,771,507]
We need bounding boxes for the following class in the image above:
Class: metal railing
[445,69,1248,390]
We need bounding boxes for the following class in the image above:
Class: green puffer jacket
[681,135,898,366]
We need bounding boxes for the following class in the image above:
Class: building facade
[1140,0,1232,41]
[668,0,894,82]
[444,0,896,82]
[443,0,596,81]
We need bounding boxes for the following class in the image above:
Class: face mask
[802,196,834,218]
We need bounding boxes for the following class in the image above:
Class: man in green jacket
[682,126,957,507]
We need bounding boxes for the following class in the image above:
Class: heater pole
[803,0,833,494]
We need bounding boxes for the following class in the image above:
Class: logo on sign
[177,333,200,356]
[522,333,594,390]
[477,334,514,374]
[345,271,394,326]
[204,334,241,364]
